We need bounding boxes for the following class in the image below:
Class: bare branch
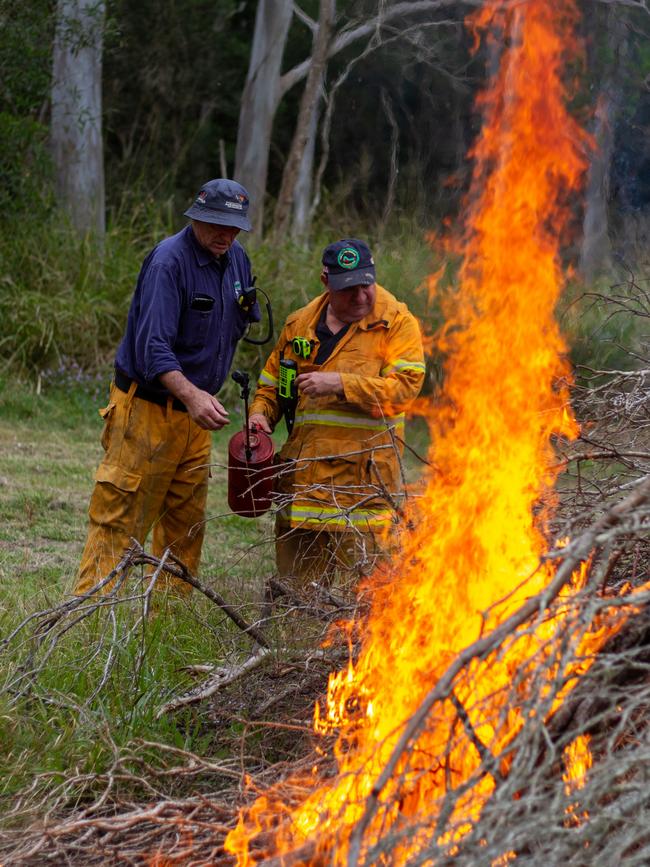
[292,2,317,32]
[156,646,273,716]
[280,0,479,97]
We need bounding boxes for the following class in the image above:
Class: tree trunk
[235,0,460,238]
[580,99,615,283]
[51,0,106,237]
[233,0,293,234]
[273,0,336,239]
[290,88,323,240]
[579,8,627,284]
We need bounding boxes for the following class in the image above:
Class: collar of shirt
[313,305,351,365]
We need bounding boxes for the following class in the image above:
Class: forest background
[1,0,649,388]
[0,0,649,858]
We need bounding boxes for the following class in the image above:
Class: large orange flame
[226,0,606,862]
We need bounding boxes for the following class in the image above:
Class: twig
[129,541,270,649]
[156,646,273,717]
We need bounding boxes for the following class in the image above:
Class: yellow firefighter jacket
[250,285,425,531]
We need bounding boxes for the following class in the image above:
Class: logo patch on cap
[197,190,207,203]
[337,247,360,269]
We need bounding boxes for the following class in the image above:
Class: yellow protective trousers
[75,382,211,595]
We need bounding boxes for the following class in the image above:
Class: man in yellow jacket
[248,239,425,587]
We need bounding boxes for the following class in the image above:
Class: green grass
[0,378,280,819]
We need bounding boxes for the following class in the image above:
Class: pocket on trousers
[95,463,141,491]
[98,401,117,452]
[90,464,142,529]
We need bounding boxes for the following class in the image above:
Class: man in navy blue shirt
[75,179,257,595]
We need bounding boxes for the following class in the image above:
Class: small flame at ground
[563,734,593,793]
[226,0,618,863]
[563,733,592,829]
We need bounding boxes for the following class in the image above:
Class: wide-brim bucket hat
[184,178,252,231]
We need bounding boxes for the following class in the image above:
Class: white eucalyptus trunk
[580,98,615,283]
[291,93,322,240]
[273,0,336,239]
[51,0,106,237]
[234,0,293,234]
[580,9,627,283]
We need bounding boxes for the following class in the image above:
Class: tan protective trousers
[275,518,393,592]
[75,382,211,595]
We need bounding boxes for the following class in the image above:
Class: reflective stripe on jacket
[250,285,425,531]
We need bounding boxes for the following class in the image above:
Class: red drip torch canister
[227,427,275,517]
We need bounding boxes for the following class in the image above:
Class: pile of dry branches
[0,536,350,865]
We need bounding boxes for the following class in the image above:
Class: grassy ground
[0,378,278,822]
[0,377,429,830]
[0,377,273,602]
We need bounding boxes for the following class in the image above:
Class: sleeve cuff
[146,363,182,385]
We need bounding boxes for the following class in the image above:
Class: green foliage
[0,0,55,218]
[0,113,52,213]
[0,211,165,377]
[103,0,254,206]
[0,0,54,116]
[322,2,475,220]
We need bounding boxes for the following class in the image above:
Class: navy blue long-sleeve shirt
[115,226,258,396]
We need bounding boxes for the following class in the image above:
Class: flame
[225,0,616,862]
[563,734,592,828]
[563,734,592,793]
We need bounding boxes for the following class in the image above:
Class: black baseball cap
[184,179,252,231]
[322,239,376,290]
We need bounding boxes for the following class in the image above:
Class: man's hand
[296,371,344,398]
[248,412,272,434]
[183,391,230,430]
[159,370,230,430]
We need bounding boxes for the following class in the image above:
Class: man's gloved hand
[248,412,272,434]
